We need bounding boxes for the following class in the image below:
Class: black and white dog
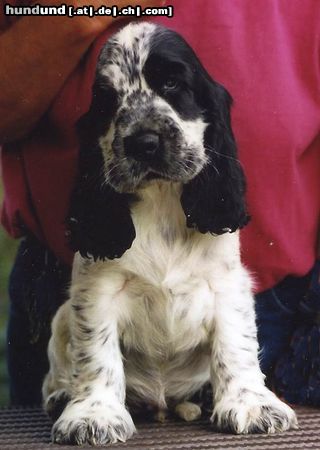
[43,22,297,445]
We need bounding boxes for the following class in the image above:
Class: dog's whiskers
[103,157,128,186]
[205,144,243,168]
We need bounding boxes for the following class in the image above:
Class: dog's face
[91,22,209,193]
[69,22,249,260]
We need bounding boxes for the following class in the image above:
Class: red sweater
[1,0,320,292]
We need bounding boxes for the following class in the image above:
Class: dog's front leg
[210,276,298,434]
[52,263,135,446]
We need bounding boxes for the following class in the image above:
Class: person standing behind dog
[1,0,320,406]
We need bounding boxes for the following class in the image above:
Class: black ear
[67,79,136,260]
[181,76,250,235]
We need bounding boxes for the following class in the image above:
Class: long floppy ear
[181,75,250,235]
[67,78,136,260]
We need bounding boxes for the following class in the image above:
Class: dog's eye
[163,77,179,91]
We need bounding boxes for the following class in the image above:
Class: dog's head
[68,22,249,260]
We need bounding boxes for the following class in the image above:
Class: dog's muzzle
[124,130,162,163]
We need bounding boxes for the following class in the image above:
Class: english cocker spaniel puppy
[43,22,298,445]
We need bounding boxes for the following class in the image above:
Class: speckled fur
[43,22,298,446]
[97,22,208,193]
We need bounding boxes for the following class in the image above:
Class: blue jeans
[255,273,311,384]
[7,235,311,405]
[7,235,70,405]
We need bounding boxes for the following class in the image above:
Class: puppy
[43,22,298,445]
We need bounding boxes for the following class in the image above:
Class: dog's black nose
[124,131,160,162]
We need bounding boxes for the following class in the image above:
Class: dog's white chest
[119,182,218,355]
[120,272,215,356]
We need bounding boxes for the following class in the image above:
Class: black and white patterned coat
[42,22,297,446]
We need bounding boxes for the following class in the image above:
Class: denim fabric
[255,272,311,382]
[6,235,312,405]
[7,235,70,406]
[273,261,320,406]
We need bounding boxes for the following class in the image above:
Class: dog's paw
[211,389,298,434]
[52,401,136,445]
[175,402,202,422]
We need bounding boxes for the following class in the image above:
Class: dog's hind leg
[45,389,71,421]
[42,302,72,420]
[175,402,202,421]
